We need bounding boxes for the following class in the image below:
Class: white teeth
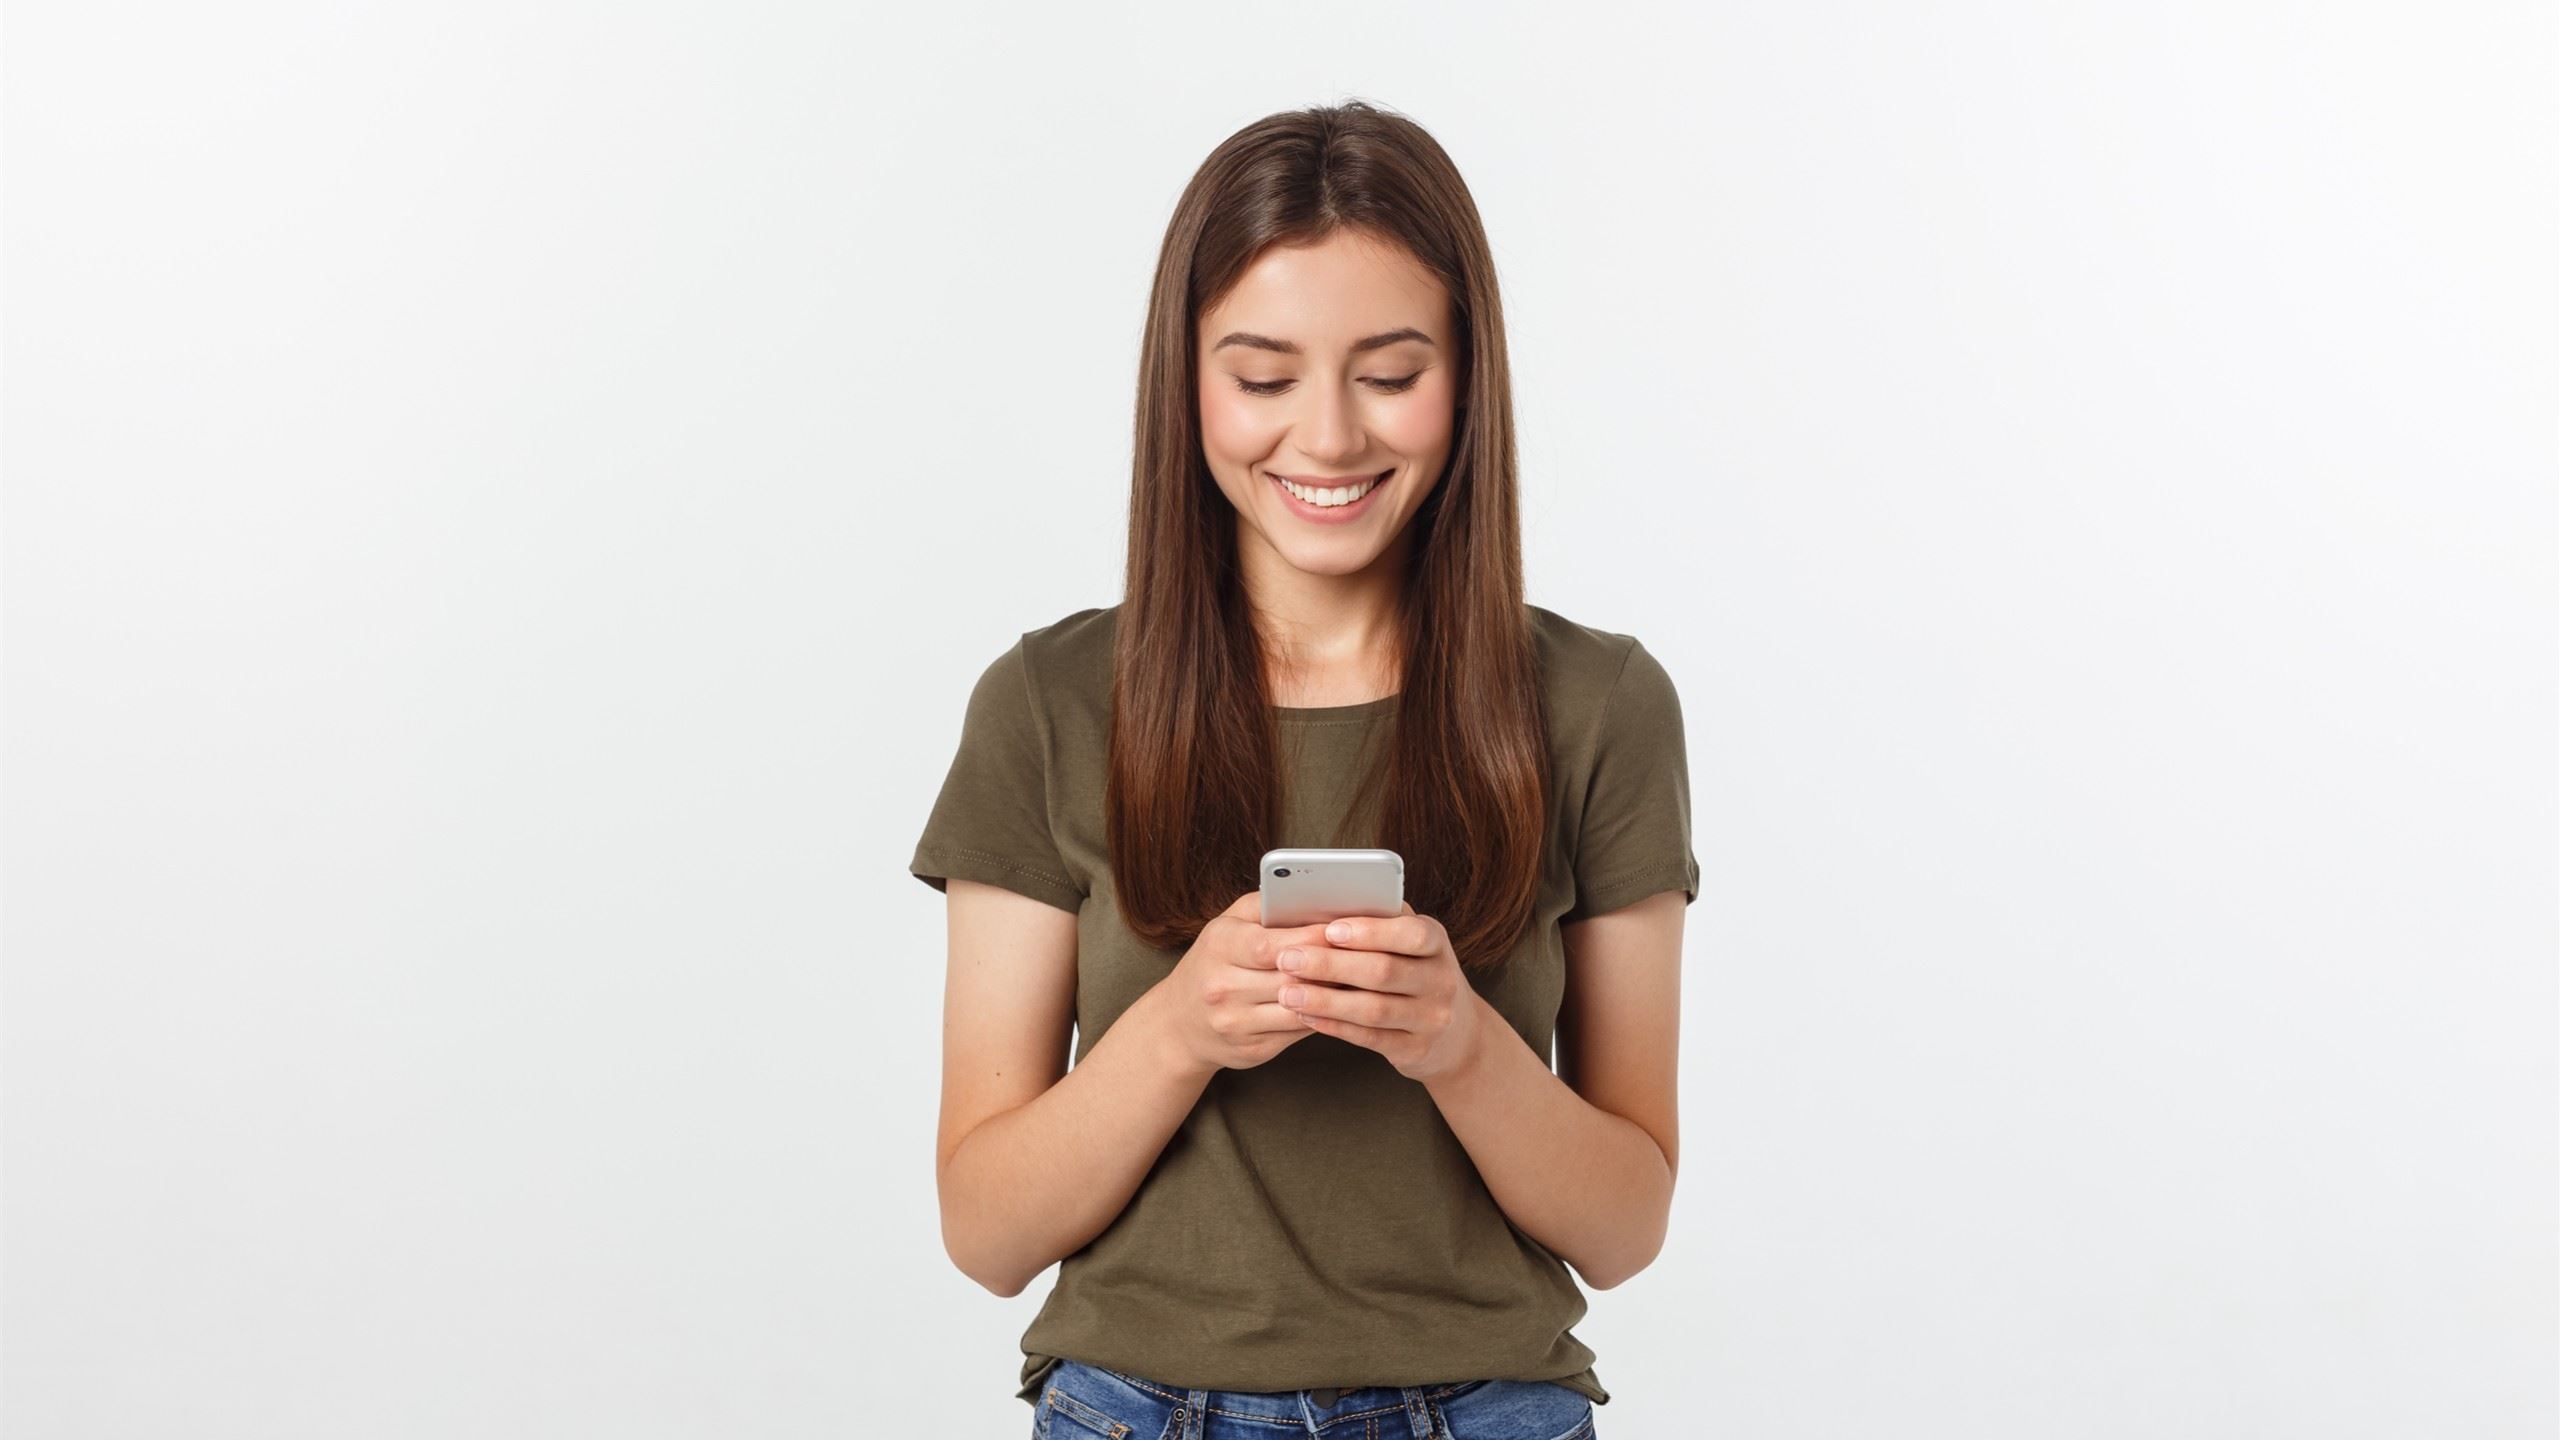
[1277,472,1383,507]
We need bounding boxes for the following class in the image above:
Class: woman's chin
[1270,535,1391,578]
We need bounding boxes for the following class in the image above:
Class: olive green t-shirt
[909,602,1699,1408]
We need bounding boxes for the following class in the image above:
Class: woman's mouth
[1268,468,1392,525]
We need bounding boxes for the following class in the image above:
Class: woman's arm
[1420,888,1685,1290]
[934,878,1213,1296]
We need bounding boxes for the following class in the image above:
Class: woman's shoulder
[1527,601,1652,690]
[970,604,1118,745]
[1011,604,1118,689]
[1526,602,1684,765]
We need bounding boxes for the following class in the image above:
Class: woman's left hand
[1273,902,1491,1083]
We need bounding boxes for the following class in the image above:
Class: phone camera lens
[1272,867,1291,878]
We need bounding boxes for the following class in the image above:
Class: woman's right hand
[1151,890,1332,1074]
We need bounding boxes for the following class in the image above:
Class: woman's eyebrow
[1211,326,1435,356]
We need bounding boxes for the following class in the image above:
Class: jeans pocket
[1038,1383,1134,1440]
[1036,1360,1180,1440]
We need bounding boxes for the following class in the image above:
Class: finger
[1320,913,1437,958]
[1276,945,1420,995]
[1292,1010,1394,1050]
[1245,1000,1317,1034]
[1238,920,1348,969]
[1280,979,1413,1031]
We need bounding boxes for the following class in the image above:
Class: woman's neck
[1239,548,1407,707]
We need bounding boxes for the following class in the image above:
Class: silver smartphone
[1259,847,1405,929]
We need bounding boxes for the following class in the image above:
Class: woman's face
[1195,228,1459,581]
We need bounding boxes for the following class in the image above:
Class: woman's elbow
[940,1215,1030,1297]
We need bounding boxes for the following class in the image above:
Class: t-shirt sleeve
[1563,636,1702,923]
[908,638,1085,914]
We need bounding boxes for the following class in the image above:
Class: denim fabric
[1032,1357,1597,1440]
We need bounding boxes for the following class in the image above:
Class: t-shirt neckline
[1274,692,1401,723]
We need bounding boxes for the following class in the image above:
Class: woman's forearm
[938,984,1213,1296]
[1422,991,1674,1290]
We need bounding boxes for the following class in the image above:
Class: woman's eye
[1232,373,1423,397]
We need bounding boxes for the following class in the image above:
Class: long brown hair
[1108,100,1546,972]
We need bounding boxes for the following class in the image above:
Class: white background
[5,2,2553,1436]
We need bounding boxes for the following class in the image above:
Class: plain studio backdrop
[4,3,2553,1437]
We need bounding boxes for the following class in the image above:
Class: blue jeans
[1032,1357,1598,1440]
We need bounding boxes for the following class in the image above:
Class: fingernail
[1281,985,1305,1006]
[1279,948,1303,970]
[1326,921,1351,942]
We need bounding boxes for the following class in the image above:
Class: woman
[911,100,1697,1440]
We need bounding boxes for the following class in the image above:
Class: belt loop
[1399,1385,1437,1438]
[1183,1386,1209,1440]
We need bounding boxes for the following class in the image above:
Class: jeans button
[1310,1387,1340,1407]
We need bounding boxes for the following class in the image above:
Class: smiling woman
[1198,238,1461,550]
[911,99,1698,1438]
